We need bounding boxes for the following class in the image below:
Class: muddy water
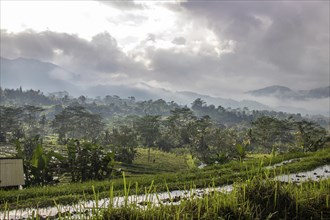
[264,158,301,169]
[265,158,330,182]
[275,165,330,183]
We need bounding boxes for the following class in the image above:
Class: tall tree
[111,125,138,164]
[22,105,45,137]
[251,116,294,152]
[135,115,161,162]
[167,107,197,148]
[205,127,239,163]
[294,120,329,152]
[0,106,24,142]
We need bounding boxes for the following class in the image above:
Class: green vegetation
[1,87,329,219]
[122,148,190,174]
[1,147,329,211]
[102,178,330,220]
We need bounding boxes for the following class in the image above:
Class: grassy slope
[0,147,330,210]
[102,178,330,220]
[120,148,190,175]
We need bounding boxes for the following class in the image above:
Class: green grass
[1,147,329,211]
[101,178,330,220]
[2,176,329,219]
[121,148,190,175]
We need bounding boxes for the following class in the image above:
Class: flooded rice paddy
[1,162,329,219]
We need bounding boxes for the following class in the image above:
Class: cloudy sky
[1,0,329,98]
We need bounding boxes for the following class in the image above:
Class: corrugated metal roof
[0,158,25,187]
[0,157,23,160]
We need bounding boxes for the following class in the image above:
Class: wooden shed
[0,158,25,187]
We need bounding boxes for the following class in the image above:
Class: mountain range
[0,57,270,110]
[1,57,329,116]
[247,85,329,100]
[1,57,81,95]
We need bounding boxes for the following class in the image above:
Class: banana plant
[30,144,64,185]
[235,139,250,160]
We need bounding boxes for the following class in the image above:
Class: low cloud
[48,67,75,81]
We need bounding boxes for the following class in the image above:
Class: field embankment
[1,147,329,212]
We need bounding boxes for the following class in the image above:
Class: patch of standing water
[263,158,330,183]
[198,162,207,169]
[265,158,301,169]
[275,165,330,183]
[0,185,233,220]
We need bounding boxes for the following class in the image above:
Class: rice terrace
[1,0,330,219]
[1,90,329,219]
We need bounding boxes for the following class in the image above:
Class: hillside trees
[251,116,294,152]
[0,106,24,142]
[191,98,206,114]
[0,87,54,105]
[22,105,45,137]
[0,105,48,142]
[52,105,104,143]
[191,115,213,162]
[1,91,328,178]
[250,116,329,153]
[204,127,239,163]
[167,107,197,148]
[294,120,329,152]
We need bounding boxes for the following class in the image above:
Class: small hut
[0,158,25,188]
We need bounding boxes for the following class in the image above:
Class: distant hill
[86,85,271,110]
[0,57,271,111]
[175,91,271,110]
[1,57,327,115]
[305,86,330,99]
[247,85,329,100]
[0,57,80,95]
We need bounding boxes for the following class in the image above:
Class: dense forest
[1,87,329,186]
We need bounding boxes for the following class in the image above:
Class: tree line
[2,87,329,128]
[1,89,329,186]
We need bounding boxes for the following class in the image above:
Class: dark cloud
[1,1,328,97]
[172,37,186,45]
[142,46,266,95]
[98,0,145,10]
[1,29,55,60]
[146,34,156,43]
[180,1,330,90]
[0,30,144,82]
